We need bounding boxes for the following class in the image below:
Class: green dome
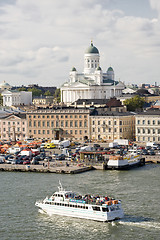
[85,42,99,54]
[97,66,102,71]
[107,67,113,71]
[71,67,77,71]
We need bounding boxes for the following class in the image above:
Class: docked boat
[106,154,145,170]
[35,182,124,222]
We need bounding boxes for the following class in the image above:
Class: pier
[0,163,94,174]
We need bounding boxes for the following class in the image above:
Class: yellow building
[90,111,135,142]
[26,107,90,142]
[135,109,160,143]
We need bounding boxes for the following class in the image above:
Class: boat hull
[35,202,124,222]
[106,157,145,170]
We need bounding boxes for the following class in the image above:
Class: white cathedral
[61,42,125,104]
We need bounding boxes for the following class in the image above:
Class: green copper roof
[97,66,102,70]
[71,67,77,71]
[107,67,113,71]
[85,42,99,54]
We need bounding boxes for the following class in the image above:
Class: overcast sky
[0,0,160,87]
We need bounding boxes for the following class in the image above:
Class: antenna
[58,181,64,192]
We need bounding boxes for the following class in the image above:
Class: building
[0,113,27,141]
[26,107,90,141]
[33,96,54,106]
[0,81,11,93]
[135,109,160,143]
[90,110,135,142]
[2,90,32,107]
[61,42,125,104]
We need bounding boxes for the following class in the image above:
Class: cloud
[0,0,159,86]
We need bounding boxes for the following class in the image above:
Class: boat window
[92,206,101,211]
[83,206,85,209]
[75,205,77,208]
[85,206,88,209]
[102,207,109,212]
[57,203,59,206]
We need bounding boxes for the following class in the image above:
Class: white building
[2,90,32,107]
[61,42,125,104]
[0,81,11,92]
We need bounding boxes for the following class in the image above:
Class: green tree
[28,88,42,97]
[18,87,26,91]
[124,95,145,111]
[44,90,52,96]
[0,93,3,105]
[54,88,61,102]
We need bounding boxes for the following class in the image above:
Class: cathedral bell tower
[84,41,100,74]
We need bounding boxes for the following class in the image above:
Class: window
[34,130,36,134]
[143,129,145,134]
[61,121,64,127]
[70,121,73,127]
[34,121,36,127]
[158,129,160,134]
[65,121,68,127]
[51,121,54,127]
[98,121,100,125]
[148,120,150,124]
[75,130,77,134]
[84,121,87,127]
[143,120,145,124]
[47,121,50,127]
[153,129,155,134]
[120,128,122,132]
[38,130,41,134]
[108,121,111,125]
[98,128,100,132]
[56,121,59,127]
[38,121,41,127]
[47,115,49,119]
[79,130,82,134]
[47,130,50,134]
[138,128,140,134]
[29,121,32,127]
[42,121,45,127]
[79,121,82,127]
[120,121,122,125]
[137,120,140,124]
[93,121,95,125]
[153,120,155,125]
[75,121,78,127]
[114,121,116,125]
[8,122,10,125]
[70,130,73,134]
[148,129,150,134]
[43,130,45,134]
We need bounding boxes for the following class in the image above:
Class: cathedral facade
[61,42,125,104]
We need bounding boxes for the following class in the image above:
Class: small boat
[106,153,145,170]
[35,181,124,222]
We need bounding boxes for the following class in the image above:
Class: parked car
[31,158,39,165]
[12,159,23,164]
[44,156,52,162]
[0,159,4,164]
[23,160,31,165]
[56,154,65,160]
[148,150,155,155]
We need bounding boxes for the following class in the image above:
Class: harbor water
[0,164,160,240]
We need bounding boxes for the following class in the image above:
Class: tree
[0,93,3,105]
[18,87,26,91]
[54,88,61,102]
[124,95,145,111]
[44,90,52,96]
[28,88,42,97]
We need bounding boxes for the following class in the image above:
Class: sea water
[0,164,160,240]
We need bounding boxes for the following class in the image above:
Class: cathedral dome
[71,67,77,71]
[85,42,99,54]
[107,67,113,71]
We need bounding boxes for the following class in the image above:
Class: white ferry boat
[106,154,145,170]
[35,182,124,222]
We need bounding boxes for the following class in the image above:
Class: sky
[0,0,160,87]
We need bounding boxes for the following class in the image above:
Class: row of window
[29,115,87,119]
[137,119,160,125]
[2,128,25,132]
[137,128,160,134]
[2,121,25,125]
[137,136,160,142]
[92,127,131,133]
[92,120,132,126]
[45,201,89,209]
[29,129,87,135]
[29,120,87,128]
